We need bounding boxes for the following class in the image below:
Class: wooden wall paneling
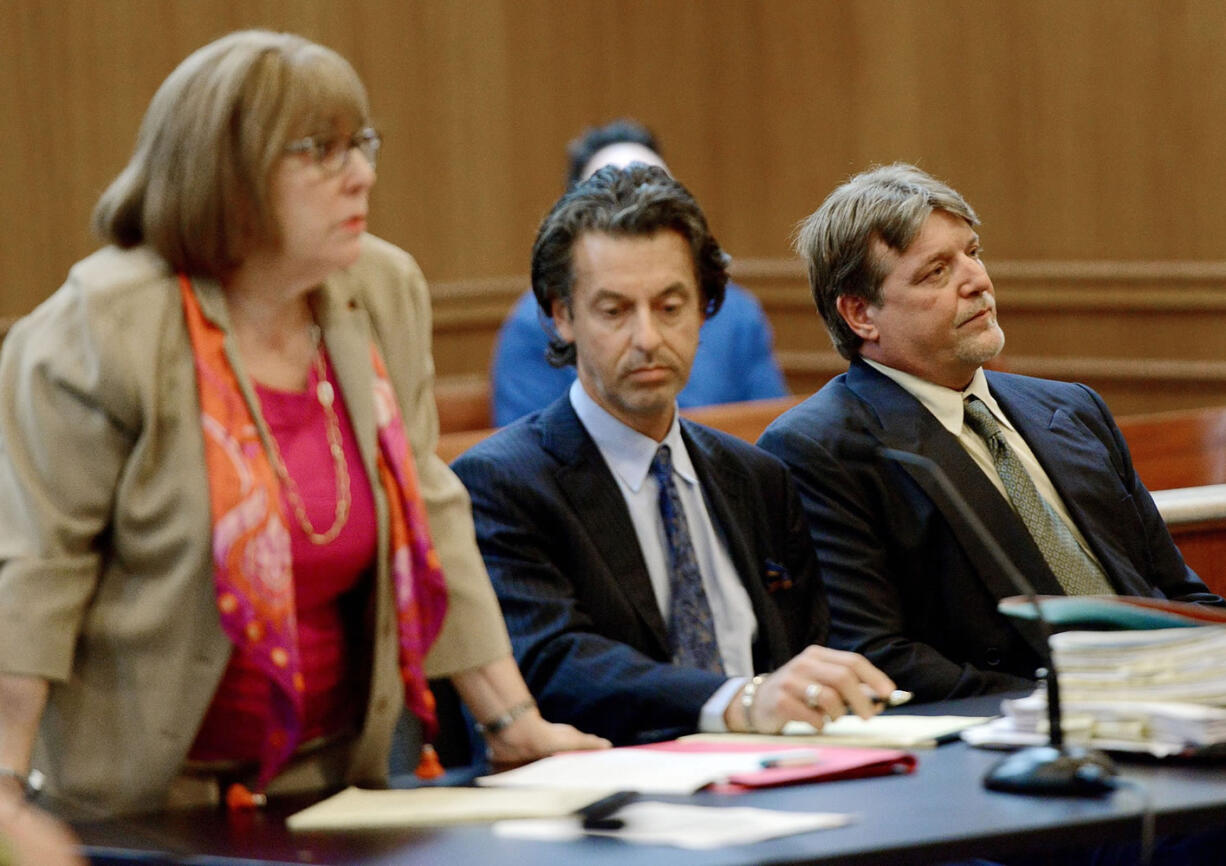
[7,0,1226,423]
[1118,406,1226,491]
[359,0,525,281]
[737,257,1226,415]
[424,254,1226,416]
[2,0,371,313]
[1167,524,1226,599]
[429,275,525,378]
[9,2,1226,316]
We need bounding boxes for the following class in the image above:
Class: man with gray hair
[759,163,1222,702]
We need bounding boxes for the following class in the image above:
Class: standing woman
[0,30,605,818]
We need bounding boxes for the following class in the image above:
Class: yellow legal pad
[287,786,615,831]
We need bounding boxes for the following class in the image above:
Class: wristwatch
[0,768,44,799]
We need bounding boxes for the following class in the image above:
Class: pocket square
[763,559,793,593]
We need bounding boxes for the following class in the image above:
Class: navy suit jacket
[758,359,1222,702]
[452,396,828,745]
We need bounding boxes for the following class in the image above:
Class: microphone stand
[854,441,1116,795]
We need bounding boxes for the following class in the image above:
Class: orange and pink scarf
[179,275,448,789]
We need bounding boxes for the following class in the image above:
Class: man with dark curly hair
[490,119,787,426]
[455,164,893,745]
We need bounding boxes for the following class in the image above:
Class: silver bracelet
[740,675,767,734]
[0,768,43,799]
[474,698,536,738]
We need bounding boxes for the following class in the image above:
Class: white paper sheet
[476,747,811,795]
[495,801,854,849]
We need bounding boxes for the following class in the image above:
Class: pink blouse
[189,354,378,764]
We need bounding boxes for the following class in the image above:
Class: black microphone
[838,434,1117,796]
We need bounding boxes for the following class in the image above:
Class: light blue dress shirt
[569,380,755,729]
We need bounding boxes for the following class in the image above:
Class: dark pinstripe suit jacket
[759,358,1223,703]
[451,396,828,745]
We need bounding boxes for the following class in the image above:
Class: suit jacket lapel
[681,424,753,588]
[846,361,1066,627]
[538,399,672,656]
[681,424,791,669]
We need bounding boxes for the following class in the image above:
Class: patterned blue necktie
[650,445,724,674]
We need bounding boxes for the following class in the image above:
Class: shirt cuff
[698,676,749,732]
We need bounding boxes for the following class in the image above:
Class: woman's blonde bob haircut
[93,30,370,280]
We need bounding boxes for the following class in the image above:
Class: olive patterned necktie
[962,396,1113,596]
[649,445,724,673]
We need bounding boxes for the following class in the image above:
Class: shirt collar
[862,358,1015,436]
[568,379,694,492]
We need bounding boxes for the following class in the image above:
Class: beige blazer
[0,237,509,815]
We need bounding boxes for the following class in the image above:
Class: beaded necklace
[262,326,351,545]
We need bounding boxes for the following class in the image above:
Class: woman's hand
[483,708,610,768]
[727,645,896,735]
[0,797,85,866]
[450,656,610,768]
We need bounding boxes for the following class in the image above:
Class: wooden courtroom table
[63,695,1226,865]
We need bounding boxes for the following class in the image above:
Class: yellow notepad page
[287,785,613,831]
[682,714,993,749]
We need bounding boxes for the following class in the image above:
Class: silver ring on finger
[804,682,823,709]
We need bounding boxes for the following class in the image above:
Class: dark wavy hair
[565,119,661,189]
[531,163,729,367]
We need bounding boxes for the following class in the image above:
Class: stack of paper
[966,626,1226,756]
[683,713,989,749]
[494,802,853,849]
[475,747,767,795]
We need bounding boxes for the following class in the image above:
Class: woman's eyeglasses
[285,127,382,174]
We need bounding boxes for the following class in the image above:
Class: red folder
[633,740,917,792]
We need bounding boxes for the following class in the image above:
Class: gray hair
[794,163,979,359]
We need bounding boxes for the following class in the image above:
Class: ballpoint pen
[872,689,914,708]
[577,790,638,831]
